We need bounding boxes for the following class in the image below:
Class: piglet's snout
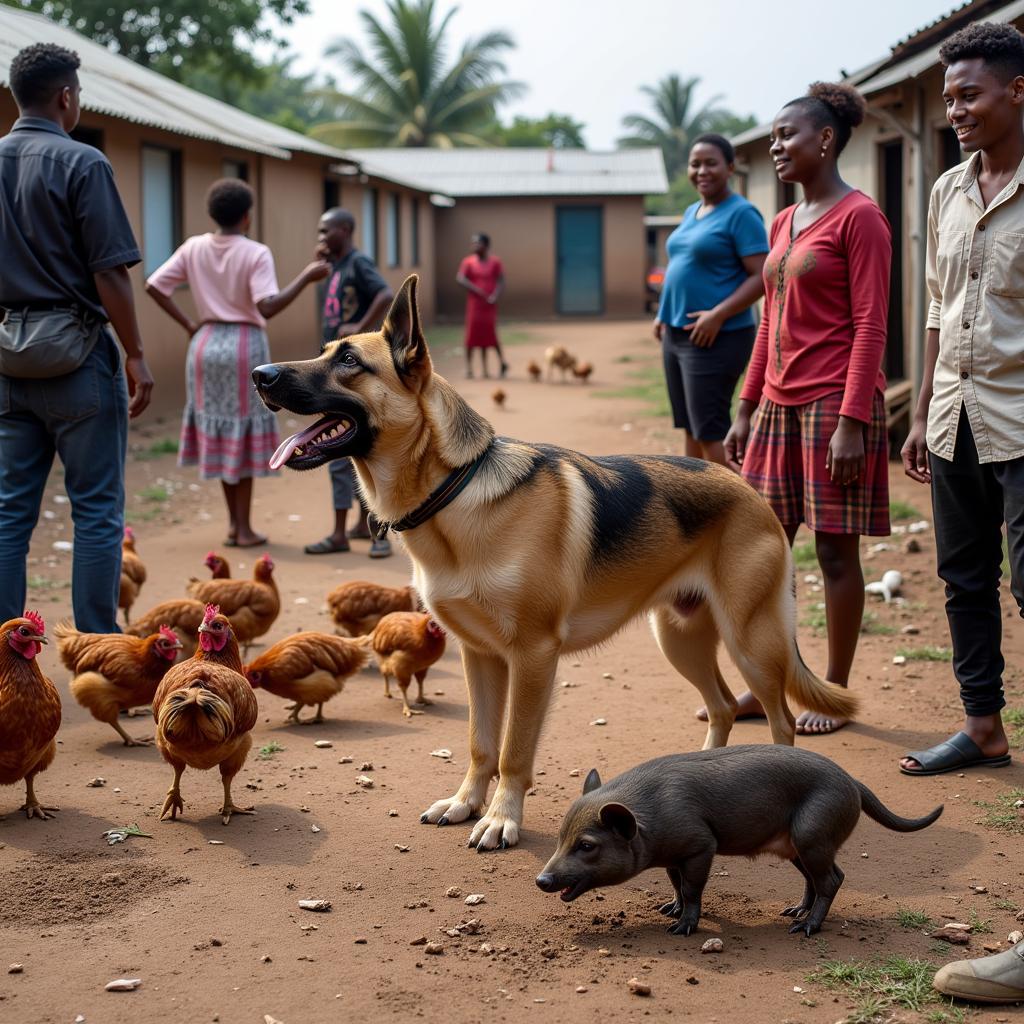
[535,873,558,892]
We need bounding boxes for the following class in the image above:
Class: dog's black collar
[380,439,495,536]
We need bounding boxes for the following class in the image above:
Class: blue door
[556,206,603,315]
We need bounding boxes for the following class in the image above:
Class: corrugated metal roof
[733,0,1024,149]
[860,0,1024,94]
[341,148,668,196]
[0,6,344,160]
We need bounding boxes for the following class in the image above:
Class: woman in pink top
[706,83,891,736]
[146,179,328,547]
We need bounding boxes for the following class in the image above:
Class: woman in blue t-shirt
[654,134,769,465]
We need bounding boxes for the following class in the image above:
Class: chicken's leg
[414,669,433,707]
[110,719,153,747]
[399,675,422,718]
[285,703,303,724]
[160,761,186,821]
[22,771,57,820]
[219,737,255,824]
[382,673,392,698]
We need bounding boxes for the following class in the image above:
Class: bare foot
[796,711,849,735]
[695,690,765,722]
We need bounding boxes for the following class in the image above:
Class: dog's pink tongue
[269,419,329,470]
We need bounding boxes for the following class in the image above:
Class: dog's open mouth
[560,880,588,903]
[269,415,356,470]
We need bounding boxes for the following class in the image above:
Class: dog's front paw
[668,917,699,937]
[420,794,480,826]
[467,811,520,852]
[789,920,820,937]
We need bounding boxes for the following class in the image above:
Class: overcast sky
[278,0,955,148]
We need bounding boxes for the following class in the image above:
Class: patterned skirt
[179,322,279,483]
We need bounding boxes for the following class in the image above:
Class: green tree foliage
[645,173,699,216]
[490,112,586,148]
[619,73,755,180]
[312,0,524,148]
[9,0,309,89]
[180,56,334,134]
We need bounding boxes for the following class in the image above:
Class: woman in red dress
[457,233,508,378]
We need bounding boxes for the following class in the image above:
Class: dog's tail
[785,652,860,719]
[857,781,943,832]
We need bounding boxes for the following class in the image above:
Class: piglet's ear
[599,802,637,841]
[382,274,430,384]
[583,768,602,795]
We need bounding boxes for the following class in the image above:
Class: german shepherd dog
[252,276,857,852]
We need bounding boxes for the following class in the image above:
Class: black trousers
[930,412,1024,717]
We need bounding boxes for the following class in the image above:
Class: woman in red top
[457,233,508,378]
[720,82,892,735]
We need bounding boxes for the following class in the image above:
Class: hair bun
[807,81,866,130]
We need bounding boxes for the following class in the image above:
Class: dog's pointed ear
[382,275,429,382]
[583,768,602,794]
[599,802,637,840]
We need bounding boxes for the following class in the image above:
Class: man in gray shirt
[0,43,153,632]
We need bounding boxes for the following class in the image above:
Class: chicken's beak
[171,639,183,650]
[197,623,210,634]
[32,634,48,645]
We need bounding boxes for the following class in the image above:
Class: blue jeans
[0,332,127,632]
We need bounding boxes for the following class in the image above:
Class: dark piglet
[537,745,942,937]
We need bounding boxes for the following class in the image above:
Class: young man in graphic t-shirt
[304,208,394,558]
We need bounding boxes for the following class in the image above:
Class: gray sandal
[900,731,1011,777]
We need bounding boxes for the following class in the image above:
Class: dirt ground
[1,320,1022,1024]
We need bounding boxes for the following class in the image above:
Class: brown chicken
[125,599,206,658]
[0,612,61,819]
[204,552,232,579]
[491,387,507,409]
[572,360,594,384]
[326,580,418,637]
[370,612,446,718]
[527,360,542,382]
[545,345,577,382]
[118,526,147,624]
[55,621,182,746]
[245,632,369,724]
[152,604,258,825]
[186,553,280,654]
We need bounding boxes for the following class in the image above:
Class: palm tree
[312,0,524,148]
[618,75,738,179]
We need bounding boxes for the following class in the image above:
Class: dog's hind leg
[786,854,844,937]
[421,647,508,828]
[659,867,684,918]
[650,604,736,749]
[781,857,816,919]
[468,640,560,851]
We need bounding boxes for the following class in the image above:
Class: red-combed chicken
[0,612,61,819]
[186,553,279,654]
[245,633,369,724]
[125,599,206,658]
[204,552,231,579]
[152,604,257,825]
[118,527,147,624]
[55,621,182,746]
[370,612,446,718]
[326,580,418,637]
[572,360,594,384]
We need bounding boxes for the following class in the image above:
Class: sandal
[900,731,1012,777]
[304,536,351,555]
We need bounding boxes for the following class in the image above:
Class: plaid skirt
[179,322,279,483]
[742,390,890,536]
